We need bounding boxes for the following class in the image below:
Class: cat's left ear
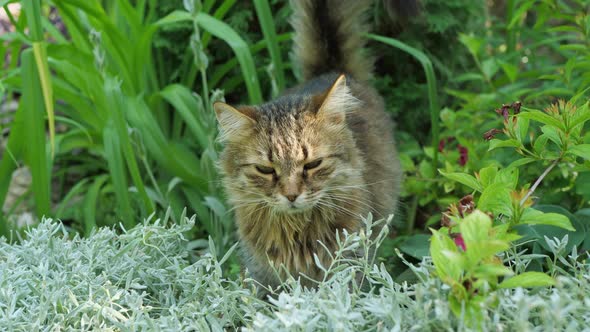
[214,102,257,140]
[313,74,360,124]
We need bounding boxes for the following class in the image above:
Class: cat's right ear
[214,102,257,140]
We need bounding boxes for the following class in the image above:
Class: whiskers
[226,188,270,217]
[307,185,375,221]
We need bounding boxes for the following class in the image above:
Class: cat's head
[214,75,364,214]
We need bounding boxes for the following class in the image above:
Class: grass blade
[124,97,209,191]
[103,122,134,228]
[0,98,25,237]
[160,84,210,148]
[367,33,440,168]
[195,13,262,104]
[105,78,155,215]
[201,0,236,48]
[253,0,285,95]
[23,0,55,157]
[155,10,263,104]
[53,178,89,218]
[83,174,109,235]
[21,49,51,217]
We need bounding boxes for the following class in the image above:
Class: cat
[213,0,402,292]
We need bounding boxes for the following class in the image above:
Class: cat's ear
[214,102,257,140]
[313,74,360,123]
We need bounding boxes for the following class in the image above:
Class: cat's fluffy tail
[290,0,373,82]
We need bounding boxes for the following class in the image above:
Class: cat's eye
[304,159,322,170]
[255,165,275,175]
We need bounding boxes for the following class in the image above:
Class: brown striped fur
[214,0,401,291]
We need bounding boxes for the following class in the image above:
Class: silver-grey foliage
[0,215,588,331]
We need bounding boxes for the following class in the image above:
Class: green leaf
[520,209,575,231]
[430,229,462,281]
[481,58,499,79]
[574,209,590,250]
[478,166,497,187]
[496,167,519,189]
[0,102,24,236]
[54,178,89,218]
[439,107,456,128]
[568,144,590,160]
[196,13,262,104]
[488,139,521,151]
[203,196,227,218]
[518,111,565,131]
[533,135,549,155]
[21,49,51,217]
[473,263,514,279]
[470,239,510,263]
[153,9,192,26]
[105,78,154,215]
[366,33,440,179]
[253,0,285,94]
[507,0,535,29]
[458,33,483,57]
[125,97,208,191]
[460,211,507,264]
[83,175,109,236]
[160,84,210,149]
[478,183,512,216]
[541,125,562,148]
[499,272,555,288]
[499,61,518,82]
[439,171,483,192]
[451,72,484,83]
[419,160,435,178]
[507,157,535,169]
[514,205,585,254]
[32,42,56,157]
[517,117,530,142]
[103,123,134,227]
[399,234,431,259]
[569,102,590,129]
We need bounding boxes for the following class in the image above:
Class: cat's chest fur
[235,196,365,285]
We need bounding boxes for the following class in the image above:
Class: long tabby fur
[214,0,401,292]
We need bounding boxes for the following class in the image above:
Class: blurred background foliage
[0,0,589,277]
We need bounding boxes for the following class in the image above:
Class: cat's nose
[285,194,298,202]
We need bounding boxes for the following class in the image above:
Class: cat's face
[215,75,364,214]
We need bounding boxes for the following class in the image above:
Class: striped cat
[214,0,402,292]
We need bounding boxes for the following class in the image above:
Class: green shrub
[1,216,589,330]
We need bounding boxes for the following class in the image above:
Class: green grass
[1,0,260,247]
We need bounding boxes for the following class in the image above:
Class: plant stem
[520,158,560,206]
[506,0,516,53]
[406,196,419,233]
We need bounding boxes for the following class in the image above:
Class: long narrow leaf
[156,11,263,104]
[103,123,134,228]
[209,33,292,88]
[21,50,52,217]
[53,178,90,217]
[367,34,440,168]
[83,174,109,235]
[160,84,210,148]
[105,78,155,215]
[0,97,25,238]
[23,0,55,157]
[201,0,237,48]
[196,13,262,104]
[124,97,209,191]
[253,0,285,95]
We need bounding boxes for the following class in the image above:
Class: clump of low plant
[3,212,589,330]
